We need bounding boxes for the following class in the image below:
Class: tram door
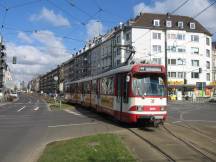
[117,74,128,121]
[117,75,123,120]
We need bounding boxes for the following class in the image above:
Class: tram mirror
[126,75,130,82]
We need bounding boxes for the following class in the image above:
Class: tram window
[92,80,97,94]
[100,77,114,95]
[83,82,90,94]
[117,76,121,98]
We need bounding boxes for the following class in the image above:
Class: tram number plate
[154,116,163,119]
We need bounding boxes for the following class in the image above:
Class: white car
[10,92,18,98]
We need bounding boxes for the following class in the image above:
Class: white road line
[172,121,182,124]
[33,107,39,111]
[48,122,98,128]
[17,106,26,112]
[64,109,82,116]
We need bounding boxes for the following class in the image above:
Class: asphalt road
[1,94,216,162]
[0,93,123,162]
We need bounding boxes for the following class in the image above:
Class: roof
[132,13,212,36]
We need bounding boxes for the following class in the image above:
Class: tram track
[162,125,216,162]
[128,128,176,162]
[172,121,216,142]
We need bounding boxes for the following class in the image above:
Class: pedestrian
[192,93,196,103]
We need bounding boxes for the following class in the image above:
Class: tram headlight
[160,106,166,111]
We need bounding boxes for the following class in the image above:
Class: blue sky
[0,0,215,84]
[1,0,153,50]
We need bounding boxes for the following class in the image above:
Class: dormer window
[153,19,160,27]
[178,21,184,29]
[190,22,196,29]
[166,20,172,27]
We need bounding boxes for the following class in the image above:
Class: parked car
[9,92,18,98]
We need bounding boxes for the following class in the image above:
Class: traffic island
[38,133,136,162]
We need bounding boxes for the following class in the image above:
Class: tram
[64,64,167,126]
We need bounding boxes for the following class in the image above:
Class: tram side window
[83,81,90,94]
[78,83,83,94]
[100,77,114,95]
[92,80,97,94]
[117,76,121,98]
[71,84,76,93]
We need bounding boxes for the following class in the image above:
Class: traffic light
[12,56,16,64]
[199,68,202,73]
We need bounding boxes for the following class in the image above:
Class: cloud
[30,7,71,27]
[86,20,104,40]
[17,32,33,43]
[6,31,71,82]
[133,0,216,39]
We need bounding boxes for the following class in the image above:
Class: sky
[0,0,216,84]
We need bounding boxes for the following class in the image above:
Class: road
[1,94,216,162]
[0,93,123,162]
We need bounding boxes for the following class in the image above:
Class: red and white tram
[65,64,167,126]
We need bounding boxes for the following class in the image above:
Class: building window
[191,72,199,78]
[206,61,210,69]
[207,73,210,81]
[152,58,161,64]
[191,60,199,67]
[116,59,121,65]
[153,19,160,26]
[177,34,185,40]
[177,58,186,65]
[178,72,186,78]
[206,37,210,45]
[168,59,176,65]
[152,33,161,39]
[126,33,130,41]
[117,48,121,55]
[177,47,186,53]
[206,49,210,57]
[152,45,161,53]
[116,35,120,43]
[191,47,199,54]
[191,35,199,42]
[178,21,184,28]
[190,22,196,29]
[167,46,176,52]
[166,20,172,27]
[167,34,176,39]
[171,72,176,78]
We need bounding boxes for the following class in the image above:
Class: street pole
[164,26,168,100]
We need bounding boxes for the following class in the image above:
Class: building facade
[39,13,213,99]
[212,42,216,82]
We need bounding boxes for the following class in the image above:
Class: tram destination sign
[139,66,162,72]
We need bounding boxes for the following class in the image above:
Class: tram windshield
[132,75,165,97]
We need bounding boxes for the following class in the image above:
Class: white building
[212,42,216,82]
[61,13,213,99]
[113,13,213,98]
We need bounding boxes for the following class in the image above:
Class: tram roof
[66,64,164,85]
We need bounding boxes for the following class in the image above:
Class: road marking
[17,106,26,112]
[48,122,98,128]
[34,107,39,111]
[64,109,82,116]
[172,121,182,124]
